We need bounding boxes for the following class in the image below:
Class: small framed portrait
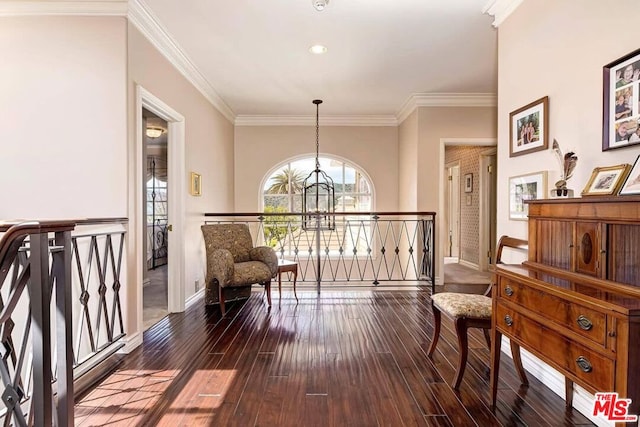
[509,171,547,220]
[509,96,549,157]
[603,48,640,151]
[581,164,631,196]
[464,173,473,193]
[619,155,640,195]
[190,172,202,196]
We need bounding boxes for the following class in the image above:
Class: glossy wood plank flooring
[75,288,595,426]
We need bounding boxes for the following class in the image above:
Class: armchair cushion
[250,246,278,277]
[231,261,272,287]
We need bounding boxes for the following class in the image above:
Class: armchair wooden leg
[452,317,469,390]
[219,286,226,316]
[427,304,441,358]
[265,280,272,307]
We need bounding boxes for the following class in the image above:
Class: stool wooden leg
[278,271,283,301]
[452,317,469,390]
[427,304,441,358]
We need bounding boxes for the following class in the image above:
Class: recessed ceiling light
[309,45,327,54]
[312,0,329,11]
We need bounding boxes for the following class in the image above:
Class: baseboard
[459,259,480,270]
[120,331,143,354]
[186,288,204,307]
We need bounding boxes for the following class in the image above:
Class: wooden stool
[427,236,529,390]
[277,259,298,302]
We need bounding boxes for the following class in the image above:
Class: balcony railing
[204,211,436,291]
[0,218,127,426]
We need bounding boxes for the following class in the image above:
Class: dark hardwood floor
[75,286,595,426]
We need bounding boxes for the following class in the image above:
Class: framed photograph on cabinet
[603,48,640,151]
[619,155,640,195]
[464,173,473,193]
[190,172,202,196]
[581,164,631,196]
[509,171,547,220]
[509,96,549,157]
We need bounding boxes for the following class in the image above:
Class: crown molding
[0,1,127,16]
[482,0,524,28]
[396,93,497,124]
[128,0,235,123]
[235,115,398,127]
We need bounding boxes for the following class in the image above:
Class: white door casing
[135,86,186,338]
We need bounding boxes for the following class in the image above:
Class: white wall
[496,1,640,424]
[0,16,127,219]
[234,125,399,212]
[398,111,419,212]
[497,0,640,249]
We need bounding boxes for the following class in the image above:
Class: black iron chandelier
[302,99,335,230]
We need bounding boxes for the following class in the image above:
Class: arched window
[262,156,373,213]
[262,156,374,257]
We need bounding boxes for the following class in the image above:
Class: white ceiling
[141,0,499,119]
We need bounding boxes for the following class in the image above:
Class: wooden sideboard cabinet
[526,196,640,284]
[490,197,640,425]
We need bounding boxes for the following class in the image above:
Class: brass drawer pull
[577,315,593,331]
[576,356,593,373]
[504,286,514,297]
[504,314,513,327]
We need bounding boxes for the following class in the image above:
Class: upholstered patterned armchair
[201,223,278,314]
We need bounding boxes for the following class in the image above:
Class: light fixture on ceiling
[309,44,327,54]
[146,126,165,139]
[312,0,329,11]
[302,99,335,231]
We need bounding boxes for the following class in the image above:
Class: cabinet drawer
[498,277,606,346]
[496,304,614,393]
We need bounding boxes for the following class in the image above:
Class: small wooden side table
[277,259,298,302]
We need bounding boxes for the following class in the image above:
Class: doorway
[134,86,186,341]
[143,109,168,330]
[438,139,497,286]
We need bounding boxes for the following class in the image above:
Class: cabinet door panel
[536,220,572,270]
[609,224,640,286]
[575,222,602,277]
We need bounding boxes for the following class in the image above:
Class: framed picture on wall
[190,172,202,196]
[464,173,473,193]
[509,96,549,157]
[509,171,547,220]
[602,48,640,151]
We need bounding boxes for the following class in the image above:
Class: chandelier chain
[315,102,320,170]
